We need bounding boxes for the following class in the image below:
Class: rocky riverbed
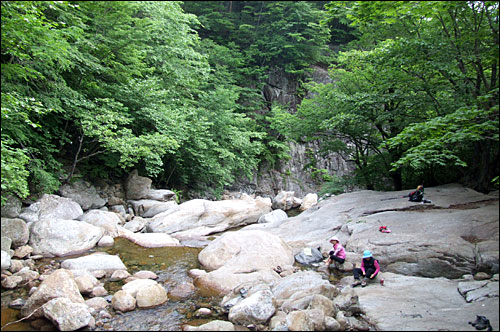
[1,172,498,331]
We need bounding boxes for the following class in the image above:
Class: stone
[228,289,276,325]
[125,170,152,200]
[182,320,235,331]
[61,253,126,272]
[132,270,158,279]
[109,270,131,281]
[135,283,168,308]
[257,209,288,224]
[21,269,85,319]
[58,180,107,211]
[1,217,29,248]
[81,210,122,238]
[29,219,104,257]
[97,235,114,247]
[111,290,136,312]
[42,297,92,331]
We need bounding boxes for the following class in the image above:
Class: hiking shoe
[351,280,362,287]
[361,280,367,287]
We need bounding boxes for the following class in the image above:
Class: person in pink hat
[324,236,346,268]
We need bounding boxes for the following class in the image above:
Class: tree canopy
[1,1,498,205]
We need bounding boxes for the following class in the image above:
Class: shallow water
[1,238,226,331]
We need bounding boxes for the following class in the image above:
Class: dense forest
[1,1,498,205]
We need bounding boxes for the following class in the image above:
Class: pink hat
[329,236,339,242]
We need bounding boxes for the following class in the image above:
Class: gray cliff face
[231,66,355,198]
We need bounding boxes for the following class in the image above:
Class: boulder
[42,297,92,331]
[339,272,499,331]
[81,210,122,237]
[1,218,29,248]
[122,217,147,233]
[194,230,293,296]
[58,179,107,210]
[228,289,276,325]
[61,253,126,273]
[258,209,288,224]
[29,218,104,257]
[1,250,11,271]
[1,195,22,218]
[147,197,272,239]
[21,269,85,318]
[125,169,152,200]
[142,201,178,218]
[182,320,235,331]
[145,189,177,202]
[135,283,168,308]
[112,290,136,312]
[19,194,83,223]
[299,193,318,211]
[244,184,499,278]
[272,191,302,211]
[117,228,180,247]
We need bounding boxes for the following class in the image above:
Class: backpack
[409,190,424,202]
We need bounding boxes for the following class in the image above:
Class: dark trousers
[331,256,345,264]
[353,267,377,280]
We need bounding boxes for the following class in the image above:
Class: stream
[1,209,346,331]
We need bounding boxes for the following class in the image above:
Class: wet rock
[42,297,92,331]
[74,274,98,294]
[194,308,212,317]
[474,272,491,280]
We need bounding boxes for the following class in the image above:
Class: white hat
[329,236,339,242]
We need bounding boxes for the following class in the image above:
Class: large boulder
[42,297,92,331]
[339,272,499,331]
[21,269,85,318]
[58,179,107,210]
[81,210,122,237]
[19,194,83,224]
[1,195,22,218]
[29,218,104,257]
[125,169,152,200]
[61,252,127,273]
[1,217,29,248]
[272,191,302,211]
[194,230,293,296]
[244,184,499,278]
[117,228,180,247]
[147,196,272,239]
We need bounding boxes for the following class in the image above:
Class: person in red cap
[324,236,346,268]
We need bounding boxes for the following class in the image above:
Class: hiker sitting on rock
[406,185,432,203]
[324,236,346,268]
[352,250,380,287]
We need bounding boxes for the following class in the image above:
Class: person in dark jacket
[406,185,432,203]
[352,250,380,287]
